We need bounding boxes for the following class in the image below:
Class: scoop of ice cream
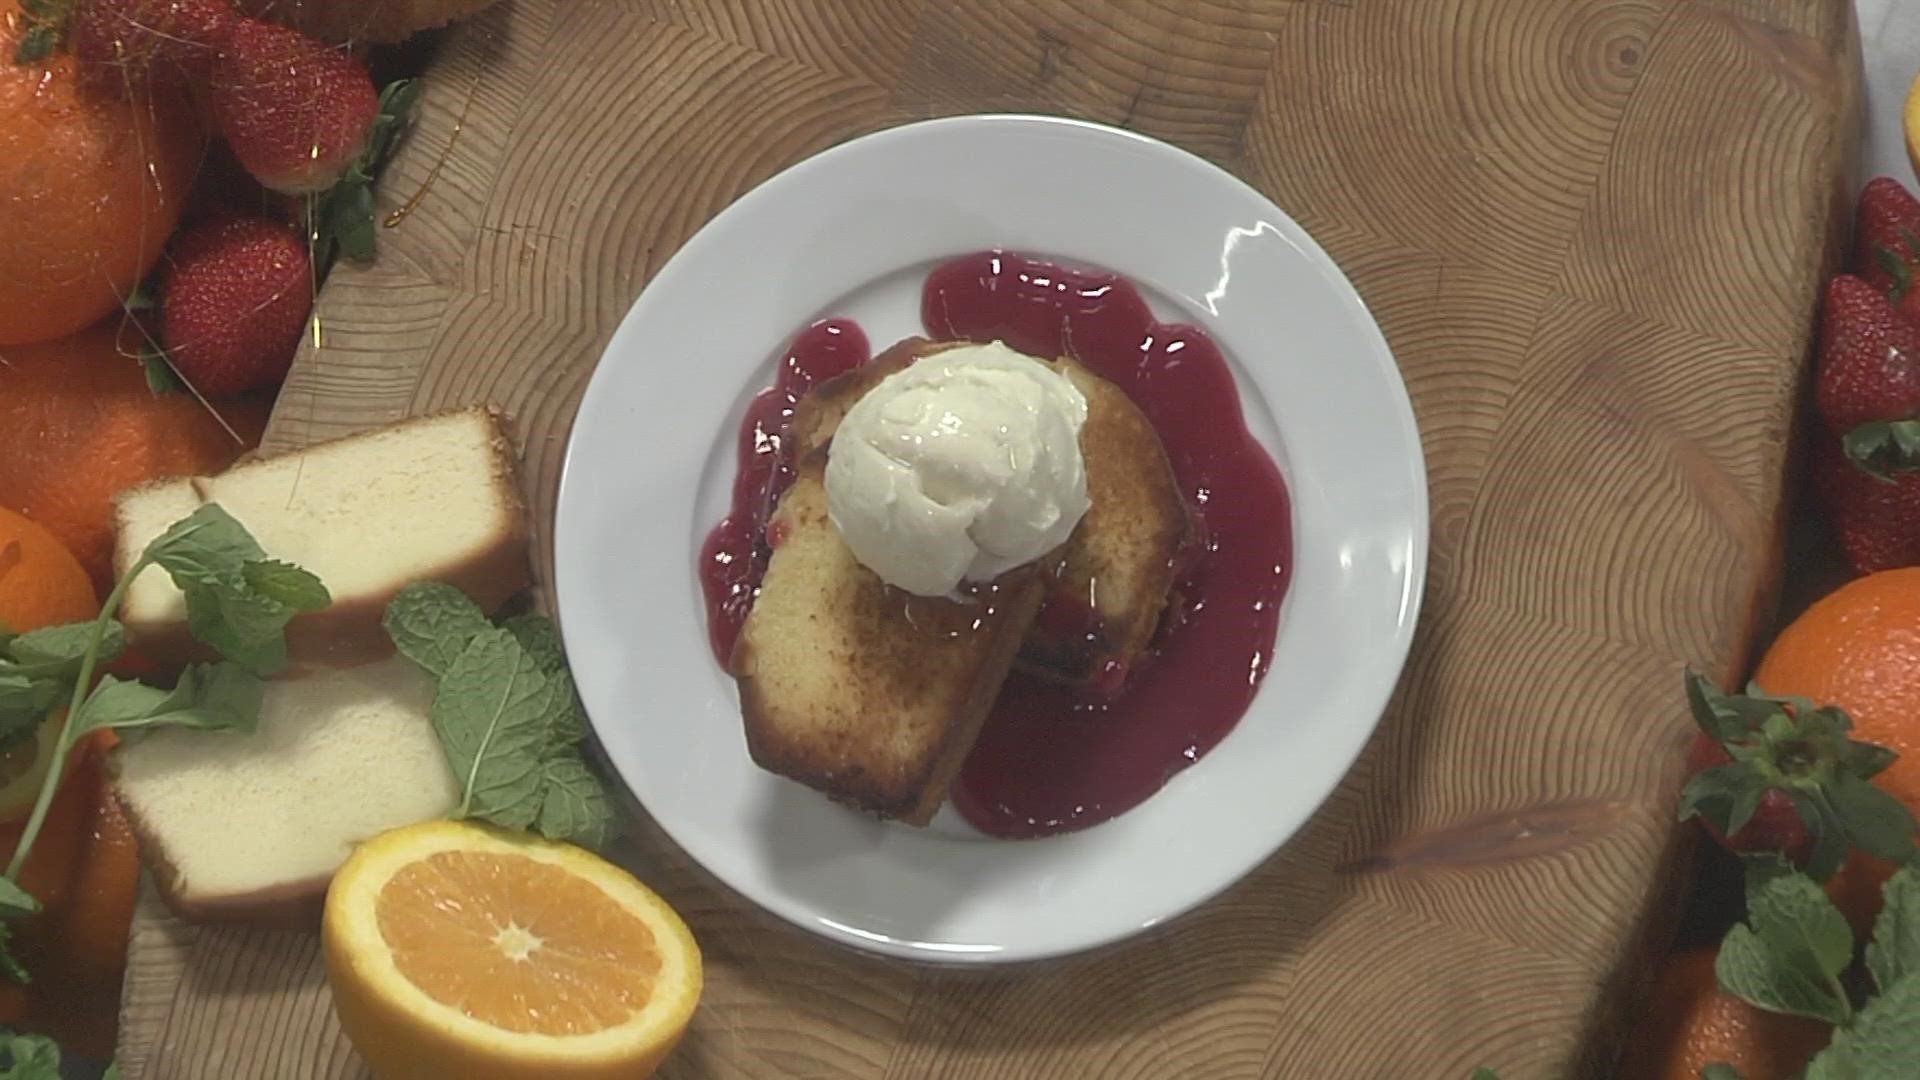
[824,341,1091,597]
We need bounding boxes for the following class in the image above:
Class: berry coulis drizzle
[699,251,1292,839]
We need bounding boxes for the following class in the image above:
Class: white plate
[554,115,1427,964]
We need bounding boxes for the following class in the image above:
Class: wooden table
[117,1,1862,1076]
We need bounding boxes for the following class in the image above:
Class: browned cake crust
[733,455,1054,824]
[1017,361,1191,689]
[791,339,1192,691]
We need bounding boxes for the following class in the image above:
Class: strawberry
[1678,671,1913,880]
[1812,430,1920,573]
[69,0,234,86]
[158,214,311,396]
[1813,275,1920,490]
[209,17,378,194]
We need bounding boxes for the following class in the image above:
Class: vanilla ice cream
[824,341,1092,597]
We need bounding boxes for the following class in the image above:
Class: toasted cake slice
[792,339,1191,695]
[732,452,1054,825]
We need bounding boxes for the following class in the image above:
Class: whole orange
[0,507,97,634]
[1751,567,1920,931]
[0,324,271,592]
[1619,950,1830,1079]
[0,0,203,346]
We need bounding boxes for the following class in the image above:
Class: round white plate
[554,115,1428,964]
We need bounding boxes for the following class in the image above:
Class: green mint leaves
[1678,671,1916,880]
[0,503,326,986]
[0,1029,62,1079]
[383,583,617,849]
[145,506,330,676]
[310,78,422,271]
[1715,861,1856,1025]
[1708,863,1920,1078]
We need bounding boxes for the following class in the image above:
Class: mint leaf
[241,560,330,613]
[1717,923,1849,1025]
[534,754,615,849]
[144,504,269,587]
[103,1064,121,1080]
[0,677,57,725]
[504,614,586,743]
[1469,1070,1500,1080]
[1716,871,1855,1025]
[1804,972,1920,1079]
[432,628,558,828]
[0,1028,60,1077]
[0,879,38,920]
[1867,865,1920,993]
[3,622,126,678]
[68,665,261,744]
[1699,1066,1746,1080]
[384,583,492,680]
[1749,868,1856,979]
[183,586,289,676]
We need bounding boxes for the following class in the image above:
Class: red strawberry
[1813,430,1920,573]
[1678,670,1910,880]
[1815,275,1920,434]
[1851,176,1920,298]
[70,0,234,86]
[209,17,378,194]
[159,215,312,396]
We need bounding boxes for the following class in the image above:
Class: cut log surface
[118,1,1861,1077]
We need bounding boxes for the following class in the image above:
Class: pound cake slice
[733,450,1055,825]
[112,406,531,670]
[792,338,1191,695]
[109,657,458,928]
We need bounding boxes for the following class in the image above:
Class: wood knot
[1338,798,1629,875]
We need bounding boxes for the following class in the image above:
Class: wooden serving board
[118,1,1862,1076]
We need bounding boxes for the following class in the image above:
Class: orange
[0,0,203,346]
[1618,950,1830,1079]
[0,506,98,634]
[324,820,702,1080]
[0,735,142,1060]
[0,323,271,592]
[1752,567,1920,813]
[1750,567,1920,929]
[0,507,96,823]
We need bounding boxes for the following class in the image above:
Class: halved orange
[322,820,702,1080]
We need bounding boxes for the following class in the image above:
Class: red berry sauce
[697,319,869,663]
[925,252,1292,838]
[698,252,1292,840]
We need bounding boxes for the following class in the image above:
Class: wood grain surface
[118,1,1863,1077]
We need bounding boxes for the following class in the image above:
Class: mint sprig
[1705,864,1920,1079]
[0,503,328,983]
[1715,862,1856,1025]
[383,583,618,849]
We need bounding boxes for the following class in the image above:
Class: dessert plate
[555,115,1427,964]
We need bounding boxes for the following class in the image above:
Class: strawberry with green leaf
[1812,274,1920,572]
[1678,671,1916,881]
[1850,177,1920,307]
